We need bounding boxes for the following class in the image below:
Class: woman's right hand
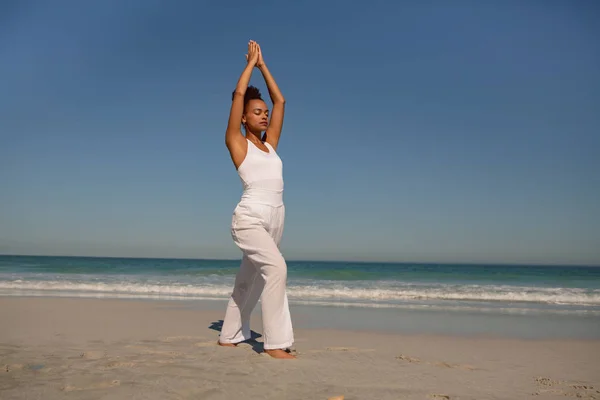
[245,40,260,67]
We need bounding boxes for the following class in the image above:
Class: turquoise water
[1,255,599,319]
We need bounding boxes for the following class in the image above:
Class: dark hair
[232,85,263,108]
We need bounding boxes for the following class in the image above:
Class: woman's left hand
[256,42,265,68]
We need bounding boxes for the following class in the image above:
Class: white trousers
[220,202,294,350]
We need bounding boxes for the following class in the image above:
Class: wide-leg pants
[219,202,294,350]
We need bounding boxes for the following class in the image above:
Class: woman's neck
[246,131,263,142]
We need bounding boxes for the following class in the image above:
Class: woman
[219,40,295,359]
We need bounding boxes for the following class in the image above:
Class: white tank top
[237,139,284,206]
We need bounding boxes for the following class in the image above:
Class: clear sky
[1,0,599,265]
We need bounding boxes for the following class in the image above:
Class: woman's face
[242,99,269,133]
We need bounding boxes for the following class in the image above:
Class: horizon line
[1,253,598,268]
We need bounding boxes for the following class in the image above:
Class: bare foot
[217,341,237,347]
[264,349,296,359]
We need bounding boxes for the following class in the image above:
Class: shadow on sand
[209,320,264,354]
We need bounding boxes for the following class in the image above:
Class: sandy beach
[1,296,599,400]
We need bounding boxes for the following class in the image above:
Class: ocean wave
[288,284,600,305]
[1,290,598,316]
[0,279,598,306]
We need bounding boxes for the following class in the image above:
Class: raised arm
[256,45,286,150]
[225,41,260,168]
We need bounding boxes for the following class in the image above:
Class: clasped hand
[245,40,264,68]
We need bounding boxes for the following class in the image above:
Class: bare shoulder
[226,133,248,169]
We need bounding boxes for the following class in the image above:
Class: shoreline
[3,293,600,340]
[2,296,599,399]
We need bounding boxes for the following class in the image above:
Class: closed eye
[253,109,269,117]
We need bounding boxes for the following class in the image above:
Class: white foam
[0,280,598,306]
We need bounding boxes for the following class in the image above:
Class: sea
[2,255,600,338]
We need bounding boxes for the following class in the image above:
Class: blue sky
[1,0,599,265]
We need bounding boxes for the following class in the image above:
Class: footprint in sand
[533,377,599,399]
[124,344,152,352]
[143,350,186,357]
[62,380,120,392]
[103,360,136,369]
[326,347,356,351]
[396,354,421,363]
[80,351,106,360]
[304,346,374,354]
[326,347,374,352]
[396,354,478,371]
[433,361,477,370]
[292,346,370,356]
